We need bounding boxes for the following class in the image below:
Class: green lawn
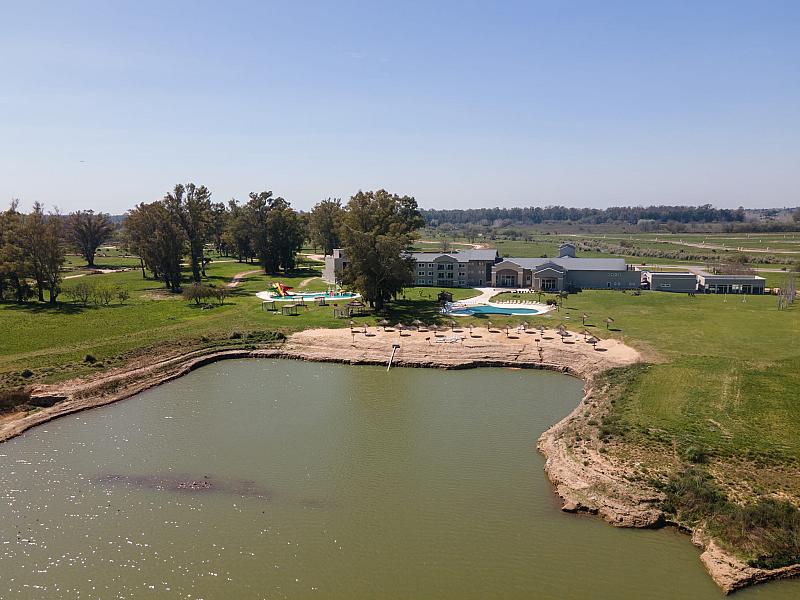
[488,289,800,462]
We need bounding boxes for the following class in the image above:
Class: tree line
[0,201,115,303]
[423,204,748,227]
[1,185,425,311]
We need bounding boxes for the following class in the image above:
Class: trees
[244,191,304,275]
[164,183,212,282]
[18,203,65,303]
[339,189,423,311]
[308,198,343,255]
[125,202,185,292]
[66,210,115,267]
[223,199,254,263]
[0,201,32,302]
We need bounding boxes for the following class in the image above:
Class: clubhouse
[324,243,767,295]
[325,244,640,292]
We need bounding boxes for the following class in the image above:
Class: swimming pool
[449,304,542,316]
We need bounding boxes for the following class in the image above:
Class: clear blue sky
[1,0,798,213]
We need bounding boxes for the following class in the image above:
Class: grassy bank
[2,250,799,568]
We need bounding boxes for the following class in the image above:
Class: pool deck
[453,287,552,315]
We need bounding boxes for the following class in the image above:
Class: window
[659,283,671,288]
[447,263,454,270]
[438,264,445,271]
[428,271,433,276]
[418,271,425,276]
[447,272,454,279]
[429,263,435,268]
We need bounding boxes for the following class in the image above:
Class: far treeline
[423,205,800,233]
[0,186,423,311]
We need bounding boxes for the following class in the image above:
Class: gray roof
[498,257,629,272]
[700,274,765,281]
[648,272,697,277]
[411,248,499,263]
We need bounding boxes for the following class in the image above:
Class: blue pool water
[452,305,541,316]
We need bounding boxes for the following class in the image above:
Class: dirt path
[227,270,262,288]
[298,276,318,288]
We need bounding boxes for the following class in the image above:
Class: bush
[117,288,130,304]
[65,280,95,305]
[683,446,709,464]
[183,284,216,306]
[93,284,115,306]
[0,388,31,412]
[663,467,800,569]
[20,369,33,378]
[84,354,97,364]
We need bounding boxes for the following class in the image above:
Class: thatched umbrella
[604,317,615,329]
[349,319,356,331]
[487,320,494,332]
[504,322,511,336]
[450,319,457,331]
[379,318,390,331]
[395,322,406,336]
[581,313,589,326]
[537,324,546,335]
[411,319,424,331]
[587,336,599,349]
[582,329,591,340]
[522,321,529,331]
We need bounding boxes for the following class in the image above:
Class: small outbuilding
[698,274,765,294]
[644,272,698,293]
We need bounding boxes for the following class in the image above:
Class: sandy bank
[1,326,796,593]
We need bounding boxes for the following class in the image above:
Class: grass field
[2,246,799,566]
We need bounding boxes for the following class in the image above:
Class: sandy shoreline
[1,326,797,593]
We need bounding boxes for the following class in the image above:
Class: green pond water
[1,359,798,599]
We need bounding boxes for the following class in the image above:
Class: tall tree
[266,198,305,273]
[243,192,304,274]
[0,200,31,302]
[66,210,115,267]
[339,189,423,310]
[18,203,66,303]
[210,202,229,255]
[164,183,212,282]
[308,198,343,255]
[125,202,185,292]
[223,199,254,263]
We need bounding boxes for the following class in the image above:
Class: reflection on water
[0,359,797,599]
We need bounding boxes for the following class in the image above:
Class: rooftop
[498,257,629,271]
[411,249,499,263]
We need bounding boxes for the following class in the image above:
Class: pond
[1,360,797,599]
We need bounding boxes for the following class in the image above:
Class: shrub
[0,388,31,412]
[663,467,800,569]
[93,284,115,306]
[66,280,95,305]
[183,284,216,306]
[214,287,229,305]
[117,288,130,304]
[20,369,34,378]
[84,354,97,364]
[683,446,709,464]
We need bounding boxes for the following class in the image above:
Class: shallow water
[0,360,797,599]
